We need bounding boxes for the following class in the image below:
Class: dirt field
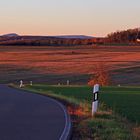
[0,45,140,85]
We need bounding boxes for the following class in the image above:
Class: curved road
[0,85,71,140]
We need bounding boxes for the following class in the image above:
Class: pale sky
[0,0,140,37]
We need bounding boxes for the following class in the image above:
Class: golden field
[0,45,140,85]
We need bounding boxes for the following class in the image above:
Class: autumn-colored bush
[88,63,111,86]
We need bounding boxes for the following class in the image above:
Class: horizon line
[0,33,106,38]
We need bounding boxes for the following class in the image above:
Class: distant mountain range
[0,33,104,46]
[53,35,94,39]
[1,33,94,39]
[2,33,19,37]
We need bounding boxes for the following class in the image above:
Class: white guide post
[30,81,33,86]
[92,84,99,116]
[67,80,70,85]
[20,80,23,88]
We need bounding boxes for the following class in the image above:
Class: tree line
[0,27,140,46]
[106,28,140,44]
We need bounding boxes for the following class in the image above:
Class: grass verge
[10,84,140,140]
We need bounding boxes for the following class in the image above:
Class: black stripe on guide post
[93,92,99,102]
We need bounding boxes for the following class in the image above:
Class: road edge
[8,85,72,140]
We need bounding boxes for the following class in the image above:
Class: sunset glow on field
[0,46,139,85]
[0,1,140,139]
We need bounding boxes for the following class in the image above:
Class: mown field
[0,45,140,85]
[25,85,140,124]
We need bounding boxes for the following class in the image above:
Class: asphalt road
[0,85,71,140]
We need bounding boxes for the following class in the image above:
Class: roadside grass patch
[78,120,129,140]
[16,84,140,139]
[25,85,140,123]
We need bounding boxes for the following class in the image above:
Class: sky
[0,0,140,37]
